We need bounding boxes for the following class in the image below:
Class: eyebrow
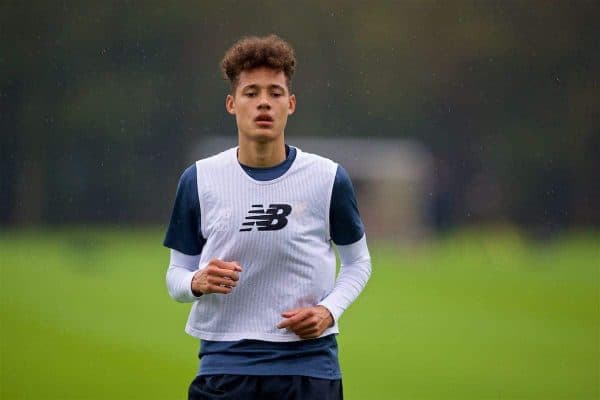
[242,84,285,91]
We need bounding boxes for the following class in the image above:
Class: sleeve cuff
[317,300,343,324]
[183,269,203,301]
[174,269,202,303]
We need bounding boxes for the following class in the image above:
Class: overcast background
[1,1,598,232]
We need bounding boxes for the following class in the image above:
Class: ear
[226,94,235,115]
[288,94,296,115]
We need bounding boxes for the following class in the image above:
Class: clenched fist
[191,259,242,296]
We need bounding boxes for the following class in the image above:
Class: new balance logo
[240,204,292,232]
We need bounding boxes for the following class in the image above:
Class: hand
[191,259,242,296]
[276,305,334,339]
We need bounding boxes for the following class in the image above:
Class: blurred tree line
[1,1,598,230]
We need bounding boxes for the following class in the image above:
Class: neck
[237,135,286,168]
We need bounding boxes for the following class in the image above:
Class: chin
[245,129,282,143]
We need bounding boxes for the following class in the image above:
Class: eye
[272,92,283,98]
[245,92,257,97]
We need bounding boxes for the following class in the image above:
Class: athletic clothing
[183,146,339,341]
[164,145,371,381]
[164,146,364,256]
[188,374,342,400]
[168,237,370,379]
[198,335,340,379]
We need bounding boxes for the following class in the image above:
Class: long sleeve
[166,249,203,303]
[164,164,206,302]
[318,235,371,322]
[318,164,371,321]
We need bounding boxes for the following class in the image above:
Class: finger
[218,269,240,281]
[207,276,237,288]
[288,316,317,332]
[276,319,292,329]
[206,284,233,294]
[280,307,303,318]
[207,267,240,281]
[211,259,243,271]
[296,327,320,338]
[231,261,243,271]
[277,310,310,329]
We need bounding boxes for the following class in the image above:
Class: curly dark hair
[221,34,296,91]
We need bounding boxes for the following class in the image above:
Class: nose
[257,93,271,110]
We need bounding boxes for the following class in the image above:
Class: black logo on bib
[240,204,292,232]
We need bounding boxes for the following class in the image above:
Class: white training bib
[186,147,339,341]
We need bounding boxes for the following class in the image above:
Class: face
[226,67,296,144]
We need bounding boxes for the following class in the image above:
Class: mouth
[255,114,274,128]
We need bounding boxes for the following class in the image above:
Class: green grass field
[1,228,598,399]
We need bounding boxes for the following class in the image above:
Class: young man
[164,35,371,400]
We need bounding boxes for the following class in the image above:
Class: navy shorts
[188,374,343,400]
